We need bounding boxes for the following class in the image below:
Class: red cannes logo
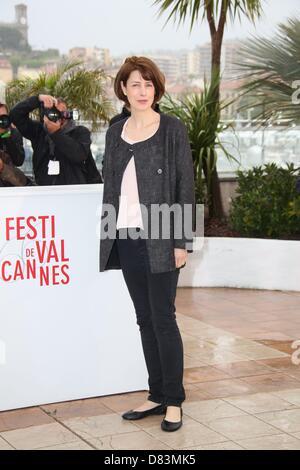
[0,215,70,287]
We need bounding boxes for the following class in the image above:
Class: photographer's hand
[44,116,61,134]
[38,94,57,108]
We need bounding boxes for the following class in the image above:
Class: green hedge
[229,163,300,238]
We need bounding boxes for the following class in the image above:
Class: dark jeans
[116,227,185,407]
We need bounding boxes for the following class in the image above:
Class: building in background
[0,80,6,102]
[195,41,242,81]
[180,50,200,79]
[196,43,212,80]
[14,3,28,45]
[0,4,29,52]
[222,40,243,80]
[148,54,180,83]
[17,66,40,80]
[69,47,112,68]
[0,58,13,83]
[220,80,244,120]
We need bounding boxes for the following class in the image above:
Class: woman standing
[100,57,195,432]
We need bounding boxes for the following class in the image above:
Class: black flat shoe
[161,407,183,432]
[122,404,167,421]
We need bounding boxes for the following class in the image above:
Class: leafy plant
[229,163,300,238]
[153,0,264,216]
[161,74,239,209]
[5,61,113,130]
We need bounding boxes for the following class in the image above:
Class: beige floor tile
[63,413,139,440]
[0,407,54,432]
[2,288,299,448]
[41,398,112,420]
[184,441,244,450]
[257,357,300,374]
[206,415,281,441]
[188,348,247,366]
[185,389,213,402]
[183,399,246,423]
[284,369,300,381]
[0,423,77,450]
[39,440,94,450]
[177,313,208,328]
[237,433,300,450]
[146,418,227,449]
[131,413,195,432]
[184,356,208,368]
[194,330,238,342]
[241,373,300,393]
[255,409,300,433]
[182,332,202,343]
[131,412,174,430]
[272,388,300,406]
[183,338,209,355]
[249,332,295,342]
[0,436,14,450]
[238,349,288,361]
[212,343,288,361]
[195,378,257,398]
[99,391,148,413]
[90,430,171,450]
[184,366,231,384]
[257,341,295,355]
[210,353,253,366]
[193,299,258,316]
[182,325,238,342]
[213,360,274,378]
[224,392,296,414]
[207,337,253,348]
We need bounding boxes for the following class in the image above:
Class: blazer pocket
[147,144,165,174]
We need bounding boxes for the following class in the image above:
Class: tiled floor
[1,287,300,450]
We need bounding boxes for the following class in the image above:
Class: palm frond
[238,17,300,124]
[5,61,113,130]
[153,0,263,31]
[160,75,239,203]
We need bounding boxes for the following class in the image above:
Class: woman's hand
[174,248,187,269]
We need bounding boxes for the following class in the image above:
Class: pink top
[116,118,158,230]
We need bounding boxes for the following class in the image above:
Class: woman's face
[121,70,155,112]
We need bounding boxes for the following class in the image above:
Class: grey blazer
[99,113,195,274]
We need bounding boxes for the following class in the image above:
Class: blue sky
[1,0,300,55]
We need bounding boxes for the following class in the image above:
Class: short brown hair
[56,97,67,107]
[114,56,165,108]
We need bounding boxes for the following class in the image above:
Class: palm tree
[238,17,300,124]
[161,75,239,210]
[5,61,113,130]
[153,0,263,217]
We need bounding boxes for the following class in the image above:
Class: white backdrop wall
[0,184,147,412]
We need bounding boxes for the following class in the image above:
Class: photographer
[10,95,102,185]
[0,102,29,187]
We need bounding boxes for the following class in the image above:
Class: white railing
[20,122,300,179]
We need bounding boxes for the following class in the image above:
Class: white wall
[0,184,147,411]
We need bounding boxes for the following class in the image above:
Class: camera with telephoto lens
[0,115,11,129]
[41,105,79,123]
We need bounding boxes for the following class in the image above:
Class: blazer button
[157,168,163,174]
